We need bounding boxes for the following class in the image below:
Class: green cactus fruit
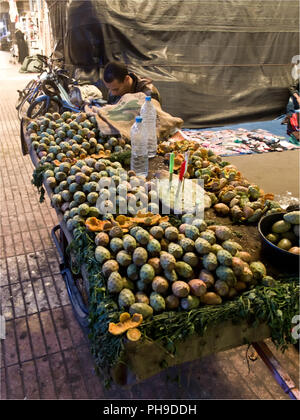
[59,180,68,192]
[283,211,300,225]
[77,203,90,216]
[75,172,88,185]
[51,193,62,207]
[249,261,267,280]
[127,264,139,281]
[181,295,200,310]
[129,226,142,237]
[147,257,162,275]
[248,185,260,200]
[149,225,164,240]
[46,177,57,189]
[172,281,190,298]
[67,175,76,185]
[118,288,135,309]
[262,275,277,287]
[73,191,86,204]
[151,276,169,294]
[147,238,161,256]
[195,238,212,255]
[116,250,132,267]
[139,264,155,284]
[184,225,200,241]
[159,221,172,230]
[84,181,99,193]
[160,252,176,271]
[175,261,193,279]
[132,247,148,266]
[214,226,232,241]
[101,259,119,278]
[69,182,81,194]
[136,280,148,292]
[88,207,100,218]
[149,292,166,312]
[216,266,237,287]
[107,272,124,294]
[199,230,216,245]
[164,269,178,283]
[55,171,67,182]
[135,229,150,245]
[66,218,75,231]
[69,207,78,218]
[178,237,195,253]
[167,242,183,259]
[164,226,179,242]
[222,240,242,256]
[210,244,223,255]
[59,162,71,174]
[63,210,70,222]
[87,192,99,204]
[214,279,230,297]
[217,249,233,267]
[182,252,199,267]
[95,232,110,247]
[122,234,137,253]
[182,213,194,224]
[95,246,111,264]
[192,219,207,232]
[202,252,218,271]
[129,303,153,319]
[43,169,55,179]
[108,226,123,239]
[135,291,149,304]
[122,277,135,291]
[90,172,101,183]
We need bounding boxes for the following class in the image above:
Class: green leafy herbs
[31,163,54,203]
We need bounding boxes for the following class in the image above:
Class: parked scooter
[16,53,70,120]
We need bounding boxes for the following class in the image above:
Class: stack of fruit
[265,211,300,254]
[27,111,131,165]
[94,217,271,318]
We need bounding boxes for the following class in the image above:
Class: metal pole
[252,341,300,400]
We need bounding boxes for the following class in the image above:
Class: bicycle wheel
[18,94,32,120]
[27,97,60,119]
[17,82,45,120]
[15,79,35,109]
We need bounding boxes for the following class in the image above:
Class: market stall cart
[20,113,299,397]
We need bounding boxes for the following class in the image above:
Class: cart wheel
[27,97,60,118]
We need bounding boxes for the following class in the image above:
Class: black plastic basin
[258,212,300,272]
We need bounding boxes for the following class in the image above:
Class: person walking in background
[15,24,29,65]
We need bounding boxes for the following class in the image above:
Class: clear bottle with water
[140,96,157,158]
[130,116,148,177]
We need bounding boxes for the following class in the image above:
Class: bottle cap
[145,96,151,101]
[135,116,142,122]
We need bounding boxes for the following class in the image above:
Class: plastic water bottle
[130,116,148,177]
[140,96,157,158]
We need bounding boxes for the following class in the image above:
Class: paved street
[0,51,299,400]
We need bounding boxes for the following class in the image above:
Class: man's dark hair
[103,61,129,83]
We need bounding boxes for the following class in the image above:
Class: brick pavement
[0,51,299,400]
